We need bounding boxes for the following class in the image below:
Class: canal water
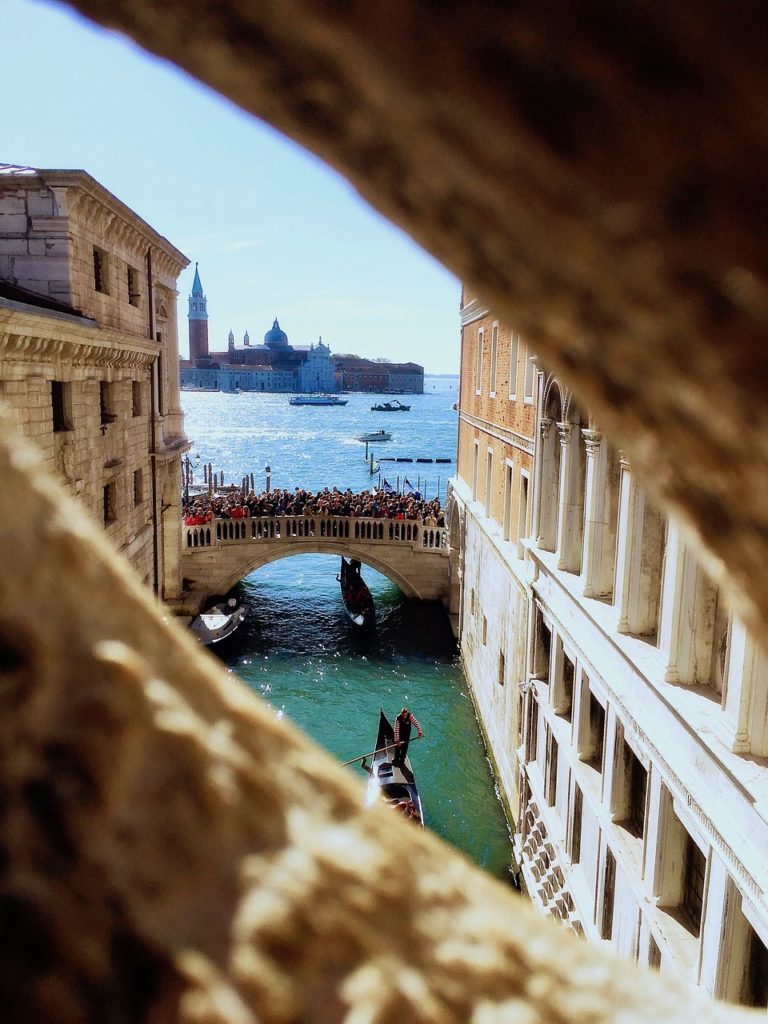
[181,378,514,880]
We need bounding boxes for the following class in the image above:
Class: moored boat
[362,710,424,826]
[289,394,348,406]
[337,556,374,626]
[357,429,391,442]
[189,598,247,645]
[371,399,411,411]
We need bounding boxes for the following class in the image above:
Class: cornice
[0,307,159,370]
[460,296,490,328]
[459,409,534,455]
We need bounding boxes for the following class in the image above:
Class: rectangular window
[156,355,164,415]
[744,924,768,1007]
[490,322,498,394]
[534,608,551,682]
[527,699,539,763]
[51,380,72,433]
[681,833,706,936]
[470,588,476,616]
[127,265,141,306]
[475,328,484,393]
[472,440,479,500]
[524,344,535,400]
[626,745,648,838]
[133,468,143,507]
[503,461,514,541]
[517,472,529,557]
[482,615,488,645]
[509,330,519,398]
[100,381,116,426]
[103,482,117,525]
[93,246,109,293]
[498,649,506,686]
[545,728,558,805]
[132,380,142,417]
[586,690,605,770]
[557,652,574,721]
[601,849,616,940]
[570,785,583,863]
[485,449,493,516]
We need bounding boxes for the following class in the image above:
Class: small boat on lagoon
[371,399,411,412]
[357,429,391,442]
[361,710,424,826]
[189,598,247,646]
[289,394,348,406]
[337,556,375,627]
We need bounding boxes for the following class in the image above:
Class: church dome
[264,318,289,348]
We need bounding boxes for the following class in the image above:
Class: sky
[2,0,461,373]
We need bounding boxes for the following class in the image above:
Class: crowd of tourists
[182,486,445,527]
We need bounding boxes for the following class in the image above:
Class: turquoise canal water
[181,378,515,881]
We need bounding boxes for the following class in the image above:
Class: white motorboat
[357,429,392,442]
[189,598,247,645]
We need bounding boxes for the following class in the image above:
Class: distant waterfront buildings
[178,266,424,394]
[0,163,190,600]
[450,287,768,1005]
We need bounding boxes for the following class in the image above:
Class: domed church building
[179,267,337,394]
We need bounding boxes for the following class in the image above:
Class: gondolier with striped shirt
[393,707,423,767]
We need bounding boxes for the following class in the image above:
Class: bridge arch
[180,515,449,608]
[211,543,421,599]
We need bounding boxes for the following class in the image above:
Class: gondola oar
[342,733,424,767]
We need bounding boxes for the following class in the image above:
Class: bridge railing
[183,515,447,552]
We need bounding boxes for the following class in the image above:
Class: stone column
[581,428,606,597]
[555,421,584,572]
[535,417,557,549]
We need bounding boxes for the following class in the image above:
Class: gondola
[337,557,375,626]
[189,598,247,645]
[363,710,424,826]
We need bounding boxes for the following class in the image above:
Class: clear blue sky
[3,0,461,373]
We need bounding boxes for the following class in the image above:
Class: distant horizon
[4,0,461,375]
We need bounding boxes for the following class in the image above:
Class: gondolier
[393,707,423,767]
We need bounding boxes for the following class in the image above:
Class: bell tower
[188,263,209,364]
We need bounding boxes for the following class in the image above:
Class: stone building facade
[451,293,768,1007]
[332,355,424,394]
[0,163,189,598]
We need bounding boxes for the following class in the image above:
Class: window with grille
[93,246,109,293]
[103,482,117,525]
[127,265,141,306]
[132,380,142,417]
[557,651,574,720]
[534,608,551,681]
[527,699,539,763]
[626,746,648,838]
[51,380,72,432]
[100,381,116,426]
[133,468,143,507]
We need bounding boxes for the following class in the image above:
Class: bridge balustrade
[183,515,447,551]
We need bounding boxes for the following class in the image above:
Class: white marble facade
[454,301,768,1008]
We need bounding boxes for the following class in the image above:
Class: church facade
[179,267,337,394]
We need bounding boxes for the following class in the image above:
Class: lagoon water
[181,377,514,880]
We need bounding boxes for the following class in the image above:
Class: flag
[403,478,422,500]
[381,478,395,494]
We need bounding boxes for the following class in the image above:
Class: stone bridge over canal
[181,514,450,609]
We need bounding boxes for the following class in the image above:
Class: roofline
[1,167,189,269]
